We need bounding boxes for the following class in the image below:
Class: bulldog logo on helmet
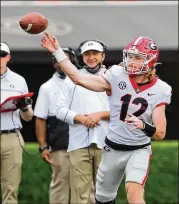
[148,42,157,50]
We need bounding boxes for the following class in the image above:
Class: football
[19,12,48,34]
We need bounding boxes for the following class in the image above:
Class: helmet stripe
[133,36,144,46]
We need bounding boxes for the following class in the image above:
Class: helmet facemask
[123,48,157,76]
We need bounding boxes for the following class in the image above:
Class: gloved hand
[16,97,32,112]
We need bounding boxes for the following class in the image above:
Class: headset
[52,47,80,79]
[78,40,107,67]
[52,47,80,69]
[62,47,76,57]
[62,47,79,68]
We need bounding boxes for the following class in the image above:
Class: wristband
[52,47,68,63]
[141,121,156,137]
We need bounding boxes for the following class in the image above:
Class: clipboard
[0,92,34,113]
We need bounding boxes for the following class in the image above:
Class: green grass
[19,141,178,204]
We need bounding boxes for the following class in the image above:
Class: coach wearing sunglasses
[0,42,33,204]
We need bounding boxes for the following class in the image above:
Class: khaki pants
[0,132,24,204]
[49,150,70,204]
[69,144,102,204]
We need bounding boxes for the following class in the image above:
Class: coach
[0,42,33,204]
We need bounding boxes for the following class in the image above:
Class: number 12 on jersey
[120,94,148,121]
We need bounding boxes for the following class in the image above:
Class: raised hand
[41,32,59,53]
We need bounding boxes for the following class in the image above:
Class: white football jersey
[102,65,172,146]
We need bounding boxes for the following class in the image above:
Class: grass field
[19,141,178,204]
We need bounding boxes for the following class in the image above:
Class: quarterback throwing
[41,33,172,204]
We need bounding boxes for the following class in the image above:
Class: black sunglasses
[0,51,9,57]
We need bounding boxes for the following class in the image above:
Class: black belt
[0,128,19,134]
[105,137,151,151]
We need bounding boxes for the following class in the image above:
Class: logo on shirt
[9,84,15,88]
[88,42,93,46]
[118,81,126,90]
[104,145,111,152]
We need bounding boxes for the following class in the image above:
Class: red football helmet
[123,36,159,75]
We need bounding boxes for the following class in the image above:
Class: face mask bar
[123,49,155,75]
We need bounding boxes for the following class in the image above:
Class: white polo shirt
[34,72,65,118]
[56,68,110,152]
[0,68,30,130]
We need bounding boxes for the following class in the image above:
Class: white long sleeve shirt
[1,68,30,130]
[56,68,110,152]
[34,72,64,118]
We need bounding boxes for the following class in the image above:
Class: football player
[41,33,172,204]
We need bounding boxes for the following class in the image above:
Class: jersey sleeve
[34,85,49,119]
[154,85,172,108]
[101,65,122,84]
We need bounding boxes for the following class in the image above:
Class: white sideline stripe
[1,1,178,7]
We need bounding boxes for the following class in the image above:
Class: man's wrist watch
[39,145,48,153]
